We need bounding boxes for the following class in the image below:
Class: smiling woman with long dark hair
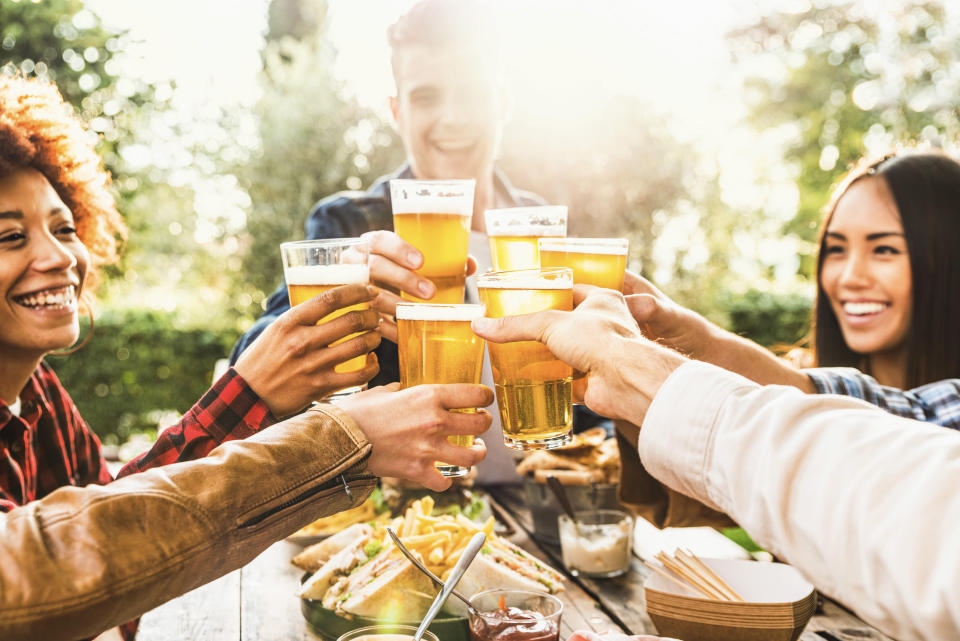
[812,151,960,389]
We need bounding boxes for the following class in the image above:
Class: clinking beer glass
[280,238,372,399]
[389,179,475,304]
[396,303,486,477]
[537,237,629,292]
[477,268,574,450]
[484,205,568,271]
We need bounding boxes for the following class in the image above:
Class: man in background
[232,0,605,483]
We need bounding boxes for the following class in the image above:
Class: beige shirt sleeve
[638,360,960,641]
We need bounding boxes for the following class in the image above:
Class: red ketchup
[469,606,560,641]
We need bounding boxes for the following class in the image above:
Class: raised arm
[623,271,814,391]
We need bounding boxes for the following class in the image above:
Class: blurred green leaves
[50,311,237,441]
[728,1,960,259]
[228,0,402,314]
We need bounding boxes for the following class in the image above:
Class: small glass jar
[558,508,634,578]
[468,589,563,641]
[336,624,438,641]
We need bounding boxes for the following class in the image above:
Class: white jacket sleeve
[637,360,960,641]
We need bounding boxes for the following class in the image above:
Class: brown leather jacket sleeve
[615,419,733,528]
[0,404,377,641]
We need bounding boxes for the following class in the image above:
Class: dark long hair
[813,150,960,387]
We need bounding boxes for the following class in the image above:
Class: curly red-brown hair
[0,73,126,296]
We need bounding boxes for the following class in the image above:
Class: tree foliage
[499,96,692,279]
[728,0,960,275]
[49,311,237,441]
[230,0,403,308]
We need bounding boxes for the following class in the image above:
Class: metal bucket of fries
[515,427,623,545]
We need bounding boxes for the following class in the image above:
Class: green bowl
[299,575,469,641]
[300,598,469,641]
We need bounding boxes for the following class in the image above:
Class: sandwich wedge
[293,523,374,573]
[298,533,371,600]
[447,537,565,616]
[322,550,436,620]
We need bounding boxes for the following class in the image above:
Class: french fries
[292,494,387,537]
[364,496,498,580]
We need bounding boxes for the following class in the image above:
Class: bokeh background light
[3,0,959,437]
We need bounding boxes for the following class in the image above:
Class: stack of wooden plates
[644,558,816,641]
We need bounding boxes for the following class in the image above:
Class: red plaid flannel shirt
[0,361,278,639]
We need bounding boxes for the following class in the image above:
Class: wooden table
[137,486,893,641]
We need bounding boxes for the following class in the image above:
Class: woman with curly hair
[0,74,490,641]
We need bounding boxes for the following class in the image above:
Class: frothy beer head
[536,238,628,255]
[284,264,370,286]
[389,179,475,215]
[484,206,567,237]
[395,302,485,321]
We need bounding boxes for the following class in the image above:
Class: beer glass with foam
[477,268,574,450]
[537,238,629,291]
[484,206,567,271]
[389,179,475,304]
[280,238,372,398]
[396,303,486,477]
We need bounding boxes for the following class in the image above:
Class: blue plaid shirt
[805,368,960,430]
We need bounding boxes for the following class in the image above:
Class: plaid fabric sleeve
[116,368,278,478]
[70,404,114,487]
[805,367,960,430]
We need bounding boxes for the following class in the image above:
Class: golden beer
[538,238,629,291]
[281,238,372,399]
[485,206,568,271]
[477,268,574,450]
[392,212,471,302]
[390,179,475,304]
[397,303,486,477]
[285,264,371,373]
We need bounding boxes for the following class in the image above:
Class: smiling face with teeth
[0,168,88,364]
[819,176,911,376]
[390,44,505,189]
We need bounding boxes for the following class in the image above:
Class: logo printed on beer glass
[484,206,568,271]
[396,303,486,477]
[477,268,574,451]
[390,179,475,304]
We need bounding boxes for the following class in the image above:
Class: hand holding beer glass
[281,238,374,399]
[484,206,568,271]
[477,268,574,450]
[389,179,475,304]
[397,303,487,477]
[538,238,629,291]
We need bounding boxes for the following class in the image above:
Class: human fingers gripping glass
[389,179,475,304]
[281,238,372,399]
[477,268,574,451]
[397,303,486,477]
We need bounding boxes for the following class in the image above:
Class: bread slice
[334,553,436,620]
[292,523,374,572]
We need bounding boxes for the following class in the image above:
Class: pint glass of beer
[537,238,629,291]
[280,238,372,398]
[390,179,475,304]
[396,303,486,477]
[484,206,568,271]
[477,268,574,450]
